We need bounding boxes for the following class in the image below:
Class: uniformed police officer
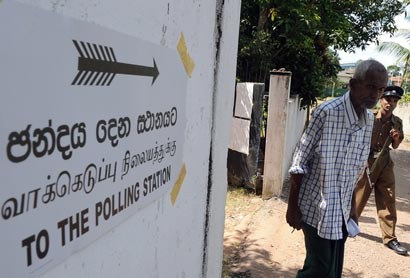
[352,85,408,255]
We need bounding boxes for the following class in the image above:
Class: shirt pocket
[345,143,367,170]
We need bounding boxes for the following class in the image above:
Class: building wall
[394,102,410,142]
[0,0,241,277]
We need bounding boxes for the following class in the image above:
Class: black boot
[386,239,408,256]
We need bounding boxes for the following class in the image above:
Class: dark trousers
[297,223,348,278]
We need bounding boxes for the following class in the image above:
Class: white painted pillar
[262,70,291,199]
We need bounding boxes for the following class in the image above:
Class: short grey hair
[353,59,387,81]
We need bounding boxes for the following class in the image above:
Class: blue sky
[338,11,410,67]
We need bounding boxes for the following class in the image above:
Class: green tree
[378,40,410,80]
[387,64,401,76]
[237,0,404,108]
[378,31,410,87]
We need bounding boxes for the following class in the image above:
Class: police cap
[382,86,404,99]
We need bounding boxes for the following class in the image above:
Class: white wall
[263,73,307,198]
[283,95,307,183]
[1,0,241,277]
[203,1,242,277]
[394,102,410,141]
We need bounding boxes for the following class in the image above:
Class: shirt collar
[344,91,367,128]
[375,110,382,119]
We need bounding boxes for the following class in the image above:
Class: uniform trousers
[354,155,397,244]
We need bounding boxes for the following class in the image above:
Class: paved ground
[223,142,410,278]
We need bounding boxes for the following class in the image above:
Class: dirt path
[223,142,410,278]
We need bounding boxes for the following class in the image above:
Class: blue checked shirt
[289,92,373,240]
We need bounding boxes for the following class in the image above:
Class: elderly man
[286,59,388,278]
[353,85,408,256]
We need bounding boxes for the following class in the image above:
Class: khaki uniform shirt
[370,111,403,164]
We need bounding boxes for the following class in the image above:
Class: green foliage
[237,0,405,108]
[320,88,349,99]
[401,92,410,103]
[387,65,400,72]
[387,64,401,76]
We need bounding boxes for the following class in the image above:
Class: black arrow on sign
[71,40,159,86]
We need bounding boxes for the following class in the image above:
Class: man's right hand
[286,201,303,230]
[286,174,303,230]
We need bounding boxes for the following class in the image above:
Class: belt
[369,149,389,159]
[369,150,380,159]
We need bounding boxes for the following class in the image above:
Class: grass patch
[225,185,256,216]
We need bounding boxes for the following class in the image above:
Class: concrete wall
[2,0,241,277]
[394,102,410,141]
[283,95,307,183]
[263,77,306,199]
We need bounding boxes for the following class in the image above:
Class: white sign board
[228,83,253,155]
[0,1,187,277]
